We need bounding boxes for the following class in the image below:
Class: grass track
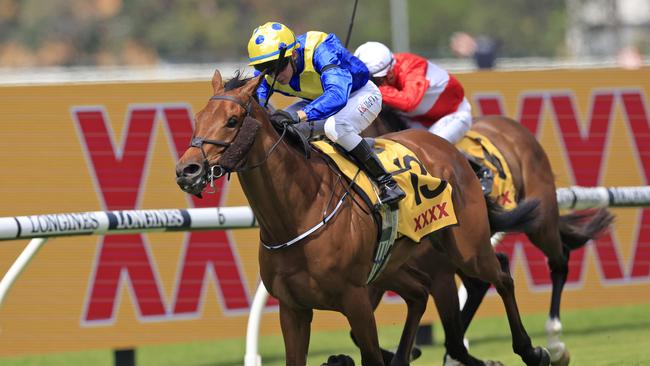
[2,304,649,365]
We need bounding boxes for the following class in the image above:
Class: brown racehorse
[363,112,614,366]
[175,71,551,366]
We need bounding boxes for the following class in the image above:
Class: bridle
[189,94,288,189]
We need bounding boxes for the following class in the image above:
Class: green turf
[2,304,649,365]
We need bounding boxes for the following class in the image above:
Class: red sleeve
[379,53,430,112]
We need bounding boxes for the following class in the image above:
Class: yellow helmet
[247,22,298,67]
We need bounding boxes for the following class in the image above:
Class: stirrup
[478,167,494,196]
[377,182,405,209]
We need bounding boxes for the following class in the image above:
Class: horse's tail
[559,208,614,250]
[487,197,541,233]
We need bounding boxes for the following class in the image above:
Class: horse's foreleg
[343,286,385,366]
[458,271,490,334]
[428,248,506,366]
[350,287,395,365]
[459,252,508,334]
[383,265,430,366]
[430,261,471,363]
[279,302,313,366]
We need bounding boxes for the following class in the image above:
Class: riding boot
[349,139,406,207]
[467,158,494,196]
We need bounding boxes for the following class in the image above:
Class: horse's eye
[226,117,238,128]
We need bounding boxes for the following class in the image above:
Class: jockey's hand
[270,109,300,125]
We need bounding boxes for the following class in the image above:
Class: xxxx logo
[413,202,449,232]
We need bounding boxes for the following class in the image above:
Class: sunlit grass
[2,304,649,365]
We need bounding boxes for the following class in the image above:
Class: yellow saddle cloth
[456,130,517,210]
[311,138,458,242]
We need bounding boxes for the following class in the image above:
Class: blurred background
[1,2,650,366]
[0,0,648,74]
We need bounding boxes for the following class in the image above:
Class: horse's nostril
[182,163,202,177]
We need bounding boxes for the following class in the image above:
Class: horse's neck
[238,118,326,243]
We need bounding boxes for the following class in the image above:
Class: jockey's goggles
[253,56,290,75]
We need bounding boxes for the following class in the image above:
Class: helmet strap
[289,56,297,75]
[263,46,287,109]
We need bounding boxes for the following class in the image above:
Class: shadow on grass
[466,318,650,346]
[204,346,360,366]
[205,318,650,365]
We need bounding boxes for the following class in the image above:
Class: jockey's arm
[303,68,352,121]
[301,35,354,121]
[379,55,429,113]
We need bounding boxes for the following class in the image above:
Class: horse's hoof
[322,354,356,366]
[410,346,422,361]
[551,348,570,366]
[535,347,551,366]
[443,353,501,366]
[444,353,488,366]
[485,361,505,366]
[443,353,463,366]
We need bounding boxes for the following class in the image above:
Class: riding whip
[344,0,360,49]
[263,46,287,109]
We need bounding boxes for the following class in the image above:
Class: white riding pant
[284,81,382,151]
[406,98,473,145]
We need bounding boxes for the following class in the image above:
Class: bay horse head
[175,70,266,197]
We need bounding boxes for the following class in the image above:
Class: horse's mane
[224,71,259,102]
[222,70,311,155]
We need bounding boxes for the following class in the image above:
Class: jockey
[353,41,493,194]
[248,22,405,206]
[353,41,472,145]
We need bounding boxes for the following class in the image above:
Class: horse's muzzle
[175,162,207,196]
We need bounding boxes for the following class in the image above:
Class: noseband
[189,95,252,183]
[189,94,288,189]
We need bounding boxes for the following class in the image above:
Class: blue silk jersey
[255,32,370,121]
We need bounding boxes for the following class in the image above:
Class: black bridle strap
[210,94,252,114]
[191,93,288,177]
[188,95,253,178]
[207,93,292,172]
[191,95,253,150]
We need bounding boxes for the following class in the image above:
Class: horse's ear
[212,70,224,94]
[240,73,265,97]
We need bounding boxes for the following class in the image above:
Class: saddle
[311,138,458,283]
[311,138,458,242]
